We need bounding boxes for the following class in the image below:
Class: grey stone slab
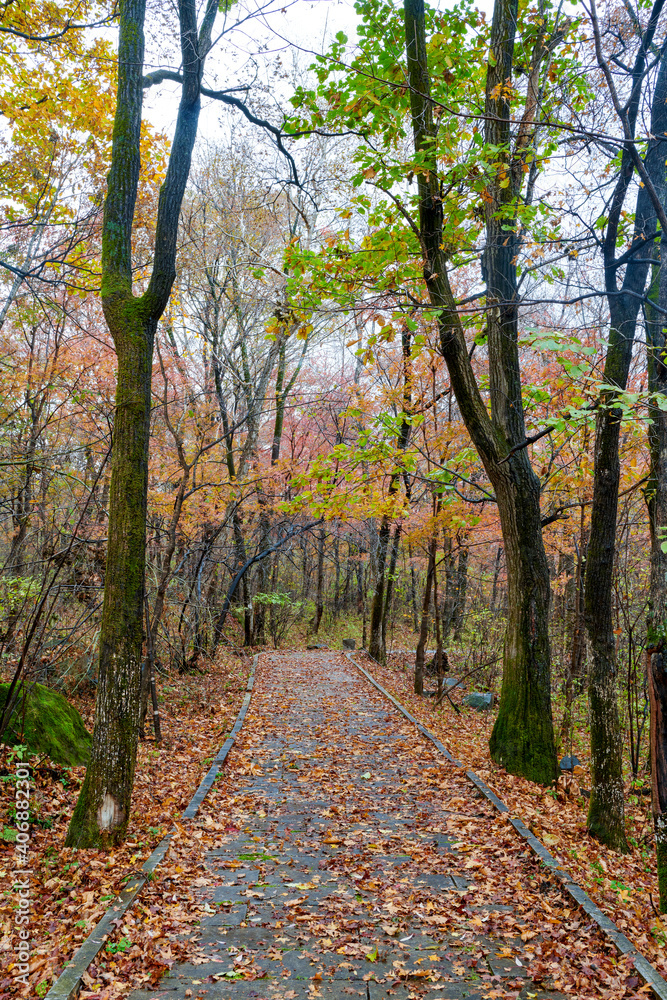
[385,958,456,977]
[158,984,290,1000]
[431,834,456,853]
[314,985,367,999]
[165,961,241,981]
[516,990,565,1000]
[209,885,282,903]
[397,931,441,948]
[370,987,487,1000]
[413,873,457,892]
[369,855,412,868]
[126,657,570,1000]
[274,950,322,977]
[467,901,513,914]
[206,926,276,949]
[207,847,278,861]
[204,867,263,881]
[272,813,309,826]
[133,986,367,1000]
[200,906,248,928]
[484,953,530,978]
[268,851,318,867]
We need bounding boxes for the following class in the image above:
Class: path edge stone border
[45,654,258,1000]
[346,651,667,1000]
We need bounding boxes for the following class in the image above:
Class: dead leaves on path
[92,651,654,999]
[7,649,660,1000]
[375,653,666,987]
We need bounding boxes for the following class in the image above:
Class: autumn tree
[66,0,224,848]
[285,0,589,781]
[577,0,667,850]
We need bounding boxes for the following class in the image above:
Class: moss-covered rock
[0,682,91,766]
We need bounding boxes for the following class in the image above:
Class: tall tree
[402,0,558,782]
[647,249,667,910]
[66,0,220,847]
[584,0,667,851]
[641,44,667,908]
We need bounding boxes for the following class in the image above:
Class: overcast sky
[142,0,494,141]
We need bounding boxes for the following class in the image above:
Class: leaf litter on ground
[0,652,252,998]
[68,651,654,1000]
[366,651,666,982]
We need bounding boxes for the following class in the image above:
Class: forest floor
[1,647,664,1000]
[0,651,252,998]
[366,651,666,980]
[13,649,659,1000]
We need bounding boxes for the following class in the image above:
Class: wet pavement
[129,652,567,1000]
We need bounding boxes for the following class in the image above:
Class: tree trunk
[313,526,325,634]
[432,546,444,701]
[583,0,667,852]
[68,309,155,845]
[409,542,418,631]
[559,517,587,752]
[645,195,667,910]
[414,534,436,695]
[403,0,557,784]
[381,524,401,652]
[368,515,390,661]
[487,467,554,782]
[6,413,39,576]
[356,558,364,615]
[66,0,217,847]
[333,536,341,614]
[490,547,503,611]
[452,545,468,641]
[369,324,412,662]
[441,536,457,641]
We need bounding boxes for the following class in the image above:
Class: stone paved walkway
[131,653,571,1000]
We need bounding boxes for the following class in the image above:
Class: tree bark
[584,3,667,850]
[647,263,667,905]
[559,517,587,752]
[452,545,468,641]
[368,515,390,661]
[584,393,629,850]
[441,536,457,641]
[369,323,412,662]
[644,70,667,900]
[490,547,503,612]
[403,0,557,783]
[414,533,436,695]
[381,524,401,652]
[313,526,325,634]
[66,0,217,847]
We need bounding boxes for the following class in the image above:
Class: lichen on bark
[66,0,215,848]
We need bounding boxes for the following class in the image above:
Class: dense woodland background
[2,0,667,909]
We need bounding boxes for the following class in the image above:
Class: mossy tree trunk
[403,0,558,783]
[643,46,667,902]
[584,7,667,850]
[66,0,219,848]
[647,244,667,905]
[584,379,630,852]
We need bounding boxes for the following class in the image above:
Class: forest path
[130,651,582,1000]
